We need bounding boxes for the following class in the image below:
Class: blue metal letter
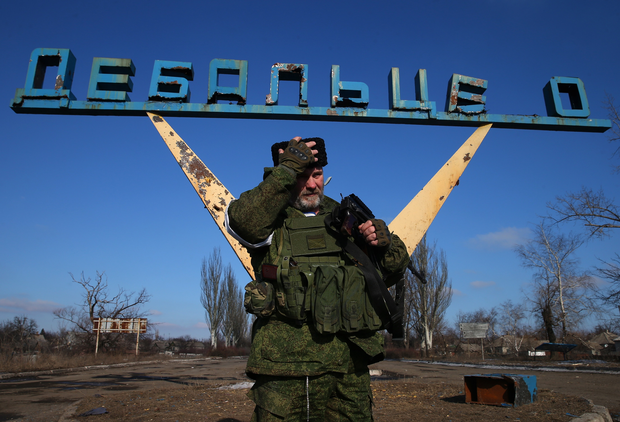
[388,68,437,118]
[11,48,76,108]
[331,65,369,108]
[8,50,612,133]
[87,57,135,102]
[148,61,194,102]
[543,77,590,118]
[446,74,488,114]
[207,59,248,105]
[265,63,308,107]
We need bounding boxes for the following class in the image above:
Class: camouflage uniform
[227,165,409,421]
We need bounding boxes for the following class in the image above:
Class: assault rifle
[333,193,375,238]
[328,194,426,340]
[333,194,427,284]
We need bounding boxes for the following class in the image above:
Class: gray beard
[292,191,324,213]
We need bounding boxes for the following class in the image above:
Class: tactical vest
[244,213,383,334]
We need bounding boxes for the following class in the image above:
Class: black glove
[278,138,314,175]
[370,219,392,248]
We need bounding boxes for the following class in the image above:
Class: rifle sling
[324,214,403,337]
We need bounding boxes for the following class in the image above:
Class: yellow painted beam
[147,112,254,278]
[389,124,492,256]
[149,111,490,276]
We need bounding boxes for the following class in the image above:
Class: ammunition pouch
[244,280,275,317]
[249,211,393,335]
[312,265,382,334]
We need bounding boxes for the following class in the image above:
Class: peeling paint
[176,140,189,153]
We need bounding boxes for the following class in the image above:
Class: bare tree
[597,255,620,305]
[456,307,499,341]
[0,316,39,354]
[515,222,595,341]
[53,271,151,350]
[498,300,528,356]
[405,236,453,357]
[596,254,620,310]
[200,248,226,349]
[545,97,620,314]
[220,265,248,347]
[545,98,620,236]
[547,187,620,239]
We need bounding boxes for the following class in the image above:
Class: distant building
[152,340,179,354]
[564,334,602,356]
[25,333,48,352]
[185,341,206,352]
[588,331,618,355]
[489,335,545,356]
[490,335,520,355]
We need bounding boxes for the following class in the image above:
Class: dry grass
[0,352,170,374]
[73,381,594,422]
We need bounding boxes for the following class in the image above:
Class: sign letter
[331,65,369,108]
[446,74,487,114]
[207,59,248,105]
[265,63,308,107]
[12,48,76,108]
[388,68,437,118]
[87,57,136,102]
[148,60,194,102]
[543,76,590,118]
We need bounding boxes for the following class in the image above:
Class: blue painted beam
[9,48,612,133]
[9,98,611,132]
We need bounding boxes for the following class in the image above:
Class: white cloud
[469,227,531,250]
[0,298,61,313]
[451,288,464,297]
[470,280,496,289]
[149,309,163,316]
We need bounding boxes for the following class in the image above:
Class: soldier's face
[292,166,324,213]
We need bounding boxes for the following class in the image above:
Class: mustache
[301,186,322,194]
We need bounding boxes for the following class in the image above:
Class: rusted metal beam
[146,113,254,278]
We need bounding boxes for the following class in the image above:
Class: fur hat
[271,137,328,168]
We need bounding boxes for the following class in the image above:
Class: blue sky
[2,0,619,340]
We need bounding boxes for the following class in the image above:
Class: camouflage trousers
[248,370,373,421]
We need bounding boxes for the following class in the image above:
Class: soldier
[225,137,409,421]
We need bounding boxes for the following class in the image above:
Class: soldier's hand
[358,219,392,248]
[278,137,318,174]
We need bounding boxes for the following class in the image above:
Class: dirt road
[372,359,620,412]
[0,357,617,421]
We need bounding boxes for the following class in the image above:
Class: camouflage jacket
[228,166,409,377]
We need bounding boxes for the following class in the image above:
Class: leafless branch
[546,187,620,239]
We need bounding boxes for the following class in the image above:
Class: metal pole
[135,319,141,356]
[95,317,101,356]
[481,338,484,361]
